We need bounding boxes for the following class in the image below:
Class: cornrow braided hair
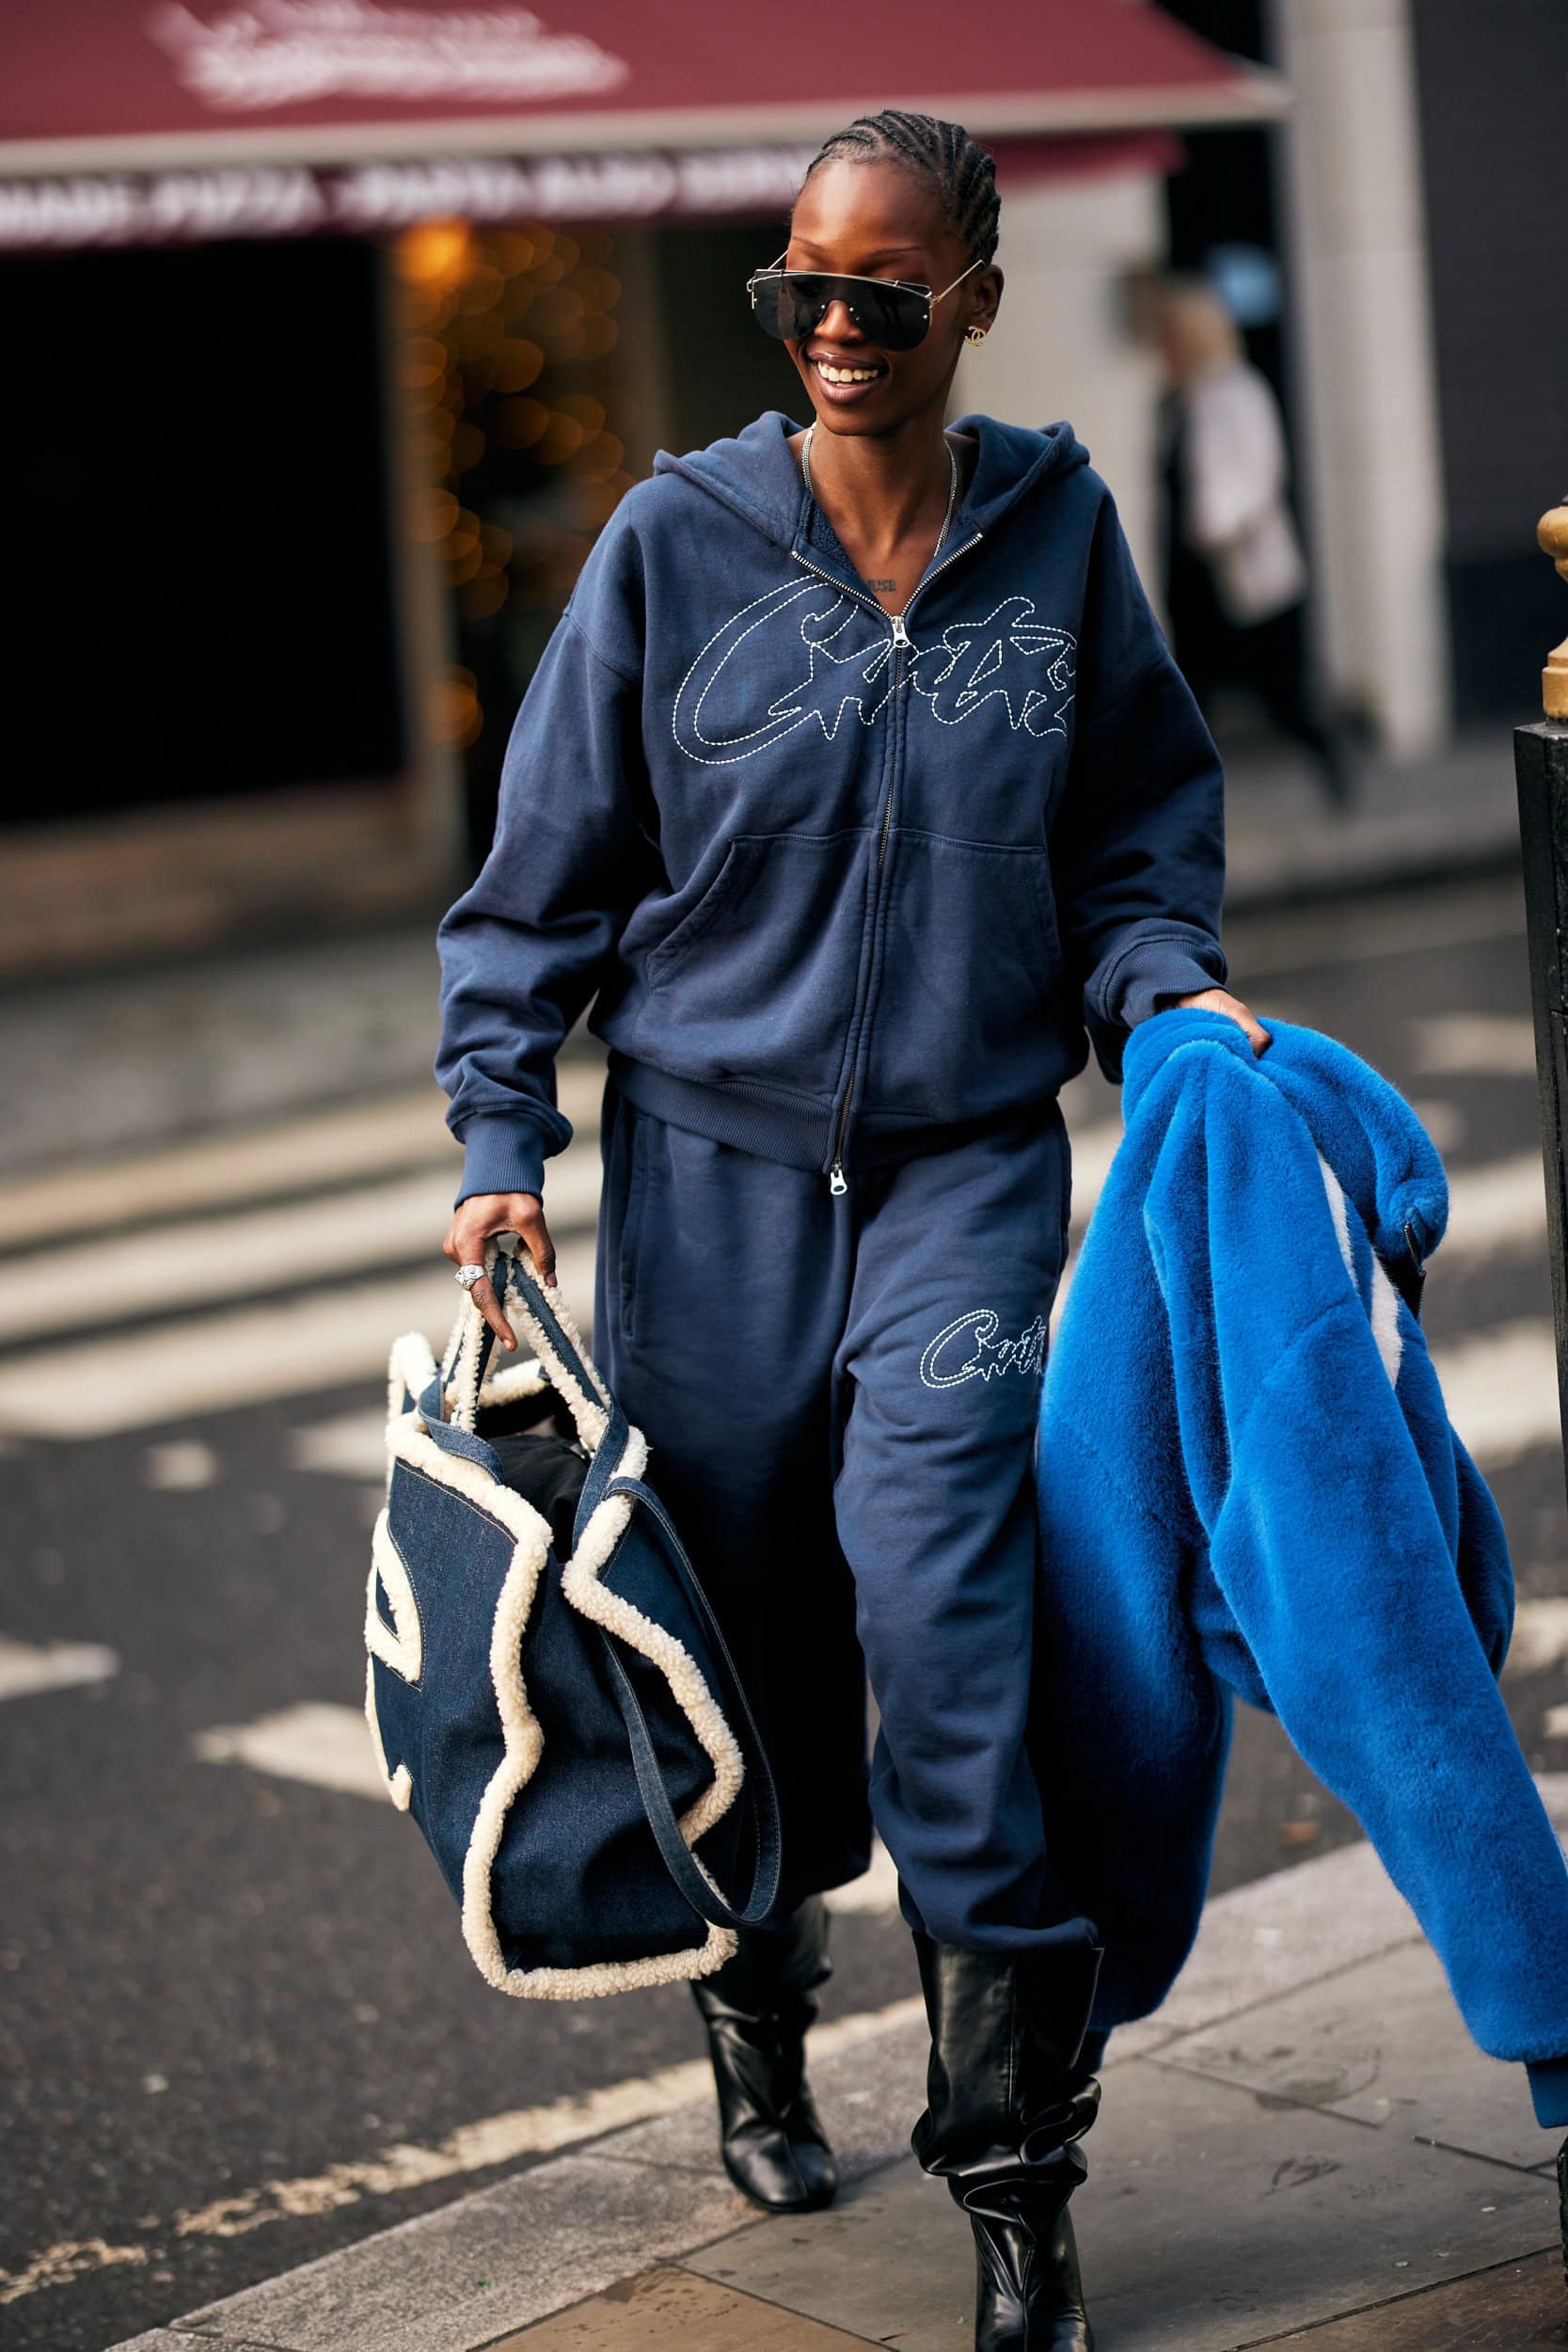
[792,109,1000,270]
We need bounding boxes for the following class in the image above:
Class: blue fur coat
[1033,1008,1568,2123]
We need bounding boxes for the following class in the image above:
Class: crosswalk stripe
[1411,1014,1538,1078]
[1432,1317,1561,1469]
[0,1051,1553,1452]
[0,1122,1112,1359]
[0,1637,119,1701]
[289,1410,388,1480]
[1505,1597,1568,1677]
[0,1063,608,1252]
[0,1238,599,1439]
[0,1171,451,1345]
[1,1213,1552,1461]
[0,1117,1538,1364]
[0,1090,451,1253]
[0,1156,604,1348]
[1406,1097,1464,1153]
[194,1702,389,1800]
[1444,1151,1546,1259]
[143,1439,220,1491]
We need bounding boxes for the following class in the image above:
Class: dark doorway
[1,236,404,829]
[1411,0,1568,721]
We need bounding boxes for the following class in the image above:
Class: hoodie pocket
[637,830,871,1092]
[862,831,1065,1118]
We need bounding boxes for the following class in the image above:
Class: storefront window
[392,217,640,857]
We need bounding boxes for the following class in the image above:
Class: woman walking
[436,111,1266,2352]
[1152,276,1352,809]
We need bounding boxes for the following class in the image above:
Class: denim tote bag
[365,1231,782,1996]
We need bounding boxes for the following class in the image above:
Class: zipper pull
[829,1160,847,1196]
[890,612,909,647]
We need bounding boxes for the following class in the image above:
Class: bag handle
[438,1236,611,1442]
[599,1472,784,1931]
[436,1239,785,1931]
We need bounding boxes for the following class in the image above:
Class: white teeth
[815,359,881,385]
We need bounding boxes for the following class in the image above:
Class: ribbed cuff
[1527,2053,1568,2128]
[452,1115,548,1208]
[1114,937,1230,1030]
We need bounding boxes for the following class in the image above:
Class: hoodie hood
[651,407,1093,554]
[1120,1009,1449,1267]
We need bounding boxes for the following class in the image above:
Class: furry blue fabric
[1033,1007,1568,2123]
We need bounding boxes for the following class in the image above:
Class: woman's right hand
[441,1192,557,1351]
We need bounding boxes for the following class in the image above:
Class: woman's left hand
[1164,985,1272,1055]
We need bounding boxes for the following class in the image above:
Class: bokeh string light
[392,215,637,763]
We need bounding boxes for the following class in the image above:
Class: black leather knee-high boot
[910,1931,1104,2352]
[689,1894,838,2212]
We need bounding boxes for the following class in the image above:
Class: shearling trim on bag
[556,1418,745,1849]
[364,1655,413,1812]
[491,1255,612,1454]
[366,1504,423,1684]
[461,1243,743,1842]
[367,1310,743,1997]
[478,1355,551,1406]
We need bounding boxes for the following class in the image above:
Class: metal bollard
[1514,505,1568,2291]
[1513,506,1568,1502]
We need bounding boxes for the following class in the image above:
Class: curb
[109,1782,1568,2352]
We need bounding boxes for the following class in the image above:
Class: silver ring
[455,1263,487,1291]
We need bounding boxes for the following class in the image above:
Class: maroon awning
[0,1,1282,251]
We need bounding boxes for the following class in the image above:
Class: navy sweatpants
[593,1071,1094,1954]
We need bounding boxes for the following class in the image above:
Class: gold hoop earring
[965,326,988,345]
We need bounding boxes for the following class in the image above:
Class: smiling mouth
[809,355,888,386]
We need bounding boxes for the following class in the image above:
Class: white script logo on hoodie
[673,582,1077,767]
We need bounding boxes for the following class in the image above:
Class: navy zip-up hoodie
[436,406,1229,1201]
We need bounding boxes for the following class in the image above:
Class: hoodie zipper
[789,530,984,1193]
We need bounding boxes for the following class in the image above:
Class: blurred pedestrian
[1153,275,1354,809]
[436,111,1264,2352]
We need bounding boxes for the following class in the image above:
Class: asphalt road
[5,868,1565,2352]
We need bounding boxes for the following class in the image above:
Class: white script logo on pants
[919,1308,1049,1391]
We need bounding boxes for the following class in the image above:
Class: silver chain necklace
[801,421,958,593]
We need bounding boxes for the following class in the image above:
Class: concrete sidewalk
[1220,729,1520,909]
[114,1785,1568,2352]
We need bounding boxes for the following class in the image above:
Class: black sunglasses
[746,247,984,354]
